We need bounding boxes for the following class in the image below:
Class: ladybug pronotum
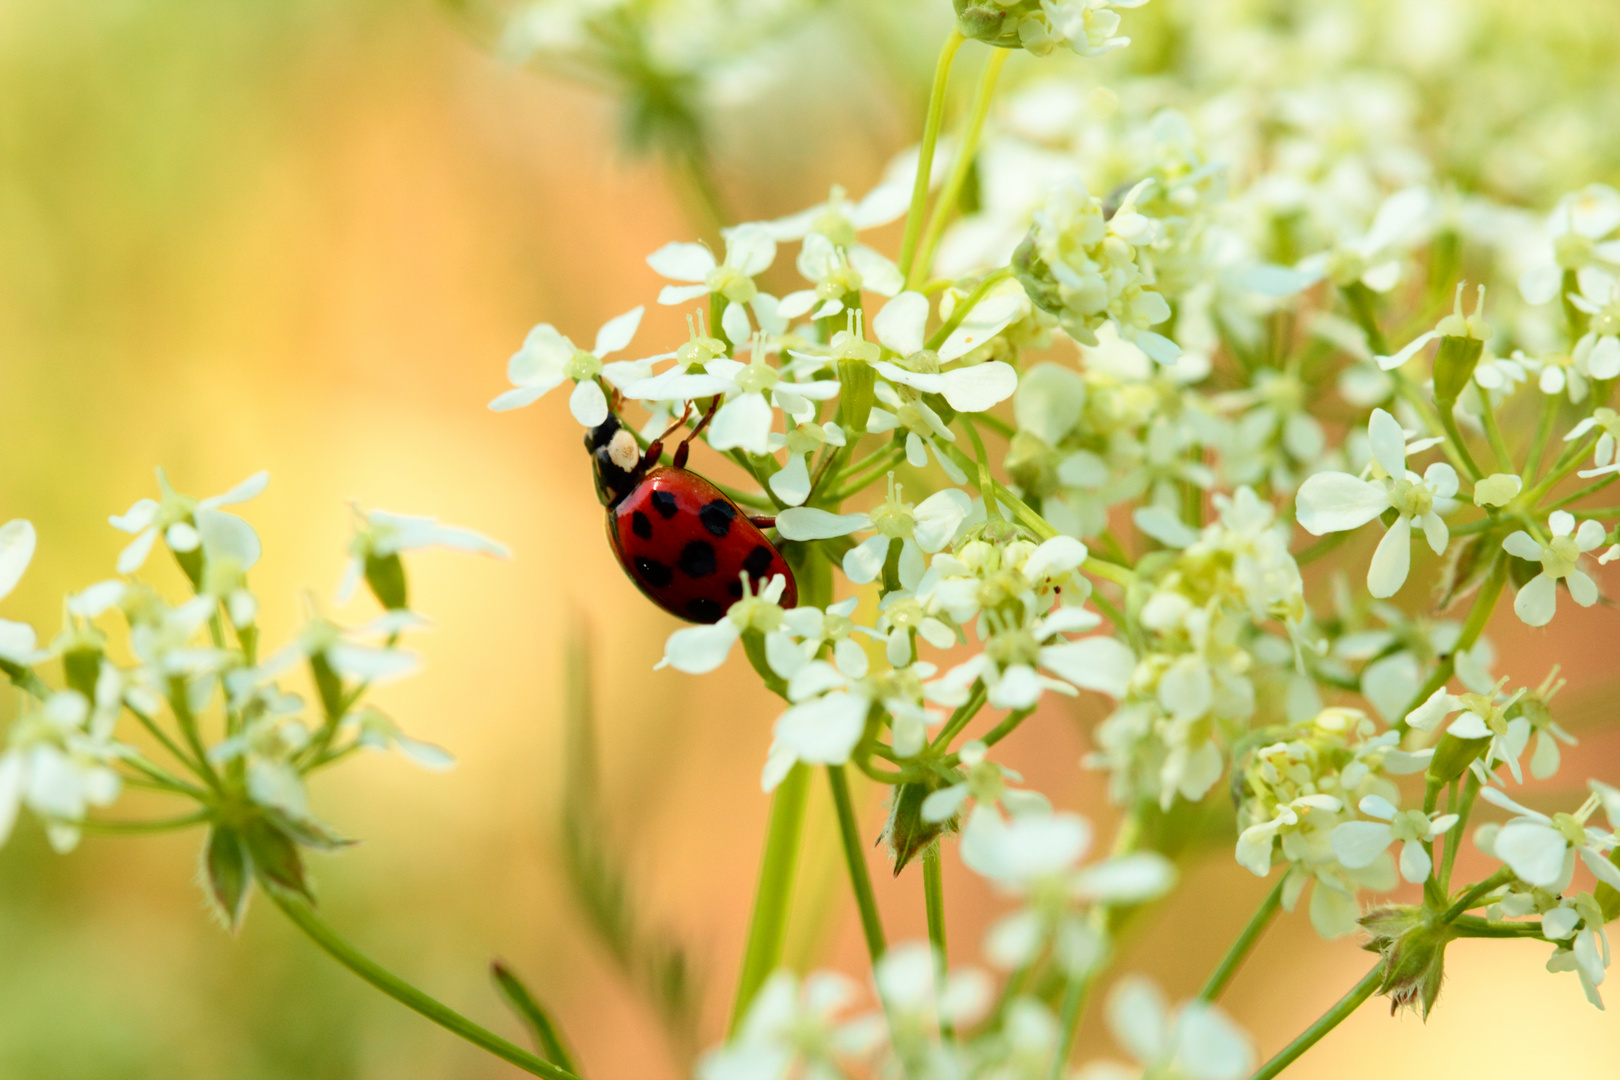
[586,407,798,623]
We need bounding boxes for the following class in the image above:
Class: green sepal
[364,551,409,611]
[1361,904,1458,1019]
[1433,334,1485,405]
[244,816,311,901]
[1011,234,1063,318]
[1436,536,1501,612]
[883,777,951,876]
[204,824,252,932]
[1427,732,1487,785]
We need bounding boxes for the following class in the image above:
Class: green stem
[973,707,1034,754]
[1524,393,1559,480]
[1442,866,1513,923]
[1396,555,1506,732]
[964,419,1003,522]
[897,30,965,284]
[78,811,210,834]
[922,844,953,1041]
[925,268,1013,352]
[491,962,579,1074]
[1048,967,1092,1080]
[827,765,887,963]
[931,681,988,750]
[268,889,579,1080]
[911,49,1008,288]
[1438,771,1480,893]
[0,659,50,700]
[1247,964,1383,1080]
[1479,400,1515,474]
[166,678,222,792]
[1199,875,1286,1002]
[729,762,812,1033]
[1438,402,1485,481]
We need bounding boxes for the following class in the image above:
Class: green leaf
[205,825,252,932]
[1436,536,1501,612]
[244,816,311,900]
[491,961,579,1072]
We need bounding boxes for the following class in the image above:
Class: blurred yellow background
[0,0,1616,1077]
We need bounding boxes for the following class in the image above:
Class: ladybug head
[585,412,645,508]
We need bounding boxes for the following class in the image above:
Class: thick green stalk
[827,765,887,963]
[729,762,813,1033]
[1048,968,1093,1080]
[1199,875,1286,1002]
[1396,556,1506,732]
[1479,399,1515,474]
[897,30,965,283]
[269,889,579,1080]
[923,844,952,1040]
[1247,964,1383,1080]
[931,681,988,749]
[912,48,1009,288]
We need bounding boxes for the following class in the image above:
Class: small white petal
[656,621,741,675]
[768,455,812,506]
[1493,821,1568,886]
[0,520,37,602]
[646,241,715,282]
[1368,409,1408,477]
[1366,515,1413,598]
[776,508,870,541]
[1295,473,1389,534]
[872,291,929,356]
[1332,821,1395,869]
[568,379,610,427]
[593,306,644,358]
[1513,573,1559,627]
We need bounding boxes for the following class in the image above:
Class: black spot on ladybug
[631,511,653,539]
[688,598,724,622]
[679,540,717,577]
[728,579,744,599]
[651,490,679,519]
[742,545,774,579]
[699,499,737,538]
[634,557,672,588]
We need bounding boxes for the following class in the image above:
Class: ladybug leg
[672,396,721,471]
[748,515,777,530]
[640,403,694,472]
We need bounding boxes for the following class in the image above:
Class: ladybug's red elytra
[586,405,798,623]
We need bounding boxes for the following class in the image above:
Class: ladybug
[586,404,798,623]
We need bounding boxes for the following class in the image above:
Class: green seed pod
[1427,731,1487,785]
[837,356,876,436]
[364,551,409,611]
[883,778,951,875]
[1432,333,1485,405]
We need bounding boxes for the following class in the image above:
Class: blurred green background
[1,0,1617,1077]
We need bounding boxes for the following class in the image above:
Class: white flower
[777,479,970,591]
[0,519,41,664]
[109,469,269,576]
[0,691,125,853]
[696,970,865,1080]
[337,508,510,607]
[1567,270,1620,382]
[1331,795,1458,884]
[1565,408,1620,477]
[1502,512,1606,627]
[644,223,777,320]
[1295,408,1457,598]
[870,289,1024,412]
[920,740,1051,824]
[1079,975,1254,1080]
[776,232,902,320]
[1296,186,1436,298]
[489,306,646,426]
[1405,682,1533,783]
[1542,892,1612,1010]
[1374,281,1489,372]
[1234,792,1344,877]
[1518,184,1620,305]
[655,573,793,675]
[699,343,841,456]
[937,603,1135,711]
[873,942,992,1035]
[1478,786,1620,892]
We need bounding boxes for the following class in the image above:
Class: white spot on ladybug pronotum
[608,428,639,470]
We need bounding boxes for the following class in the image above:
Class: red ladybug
[586,405,798,623]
